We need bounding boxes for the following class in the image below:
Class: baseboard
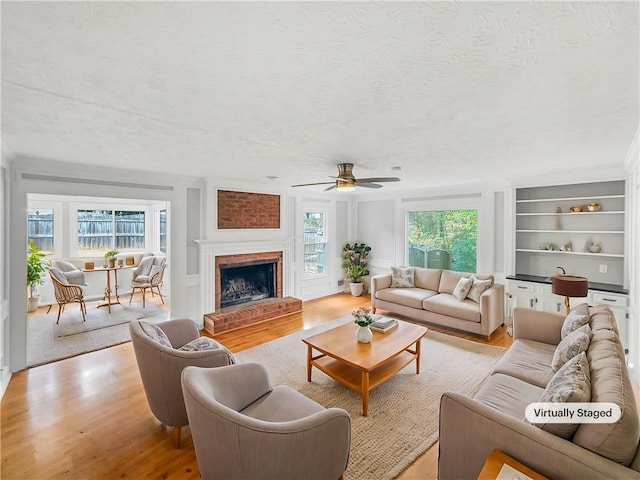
[0,367,12,400]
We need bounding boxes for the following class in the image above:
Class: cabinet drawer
[511,282,534,293]
[591,292,628,307]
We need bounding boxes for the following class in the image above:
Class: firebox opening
[219,261,276,308]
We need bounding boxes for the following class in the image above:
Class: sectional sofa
[439,304,640,479]
[370,267,505,340]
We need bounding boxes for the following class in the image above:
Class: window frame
[27,202,63,258]
[70,202,152,257]
[402,194,487,274]
[302,209,329,279]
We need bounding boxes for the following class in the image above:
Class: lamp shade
[551,275,589,297]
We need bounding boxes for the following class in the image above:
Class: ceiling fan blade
[356,182,383,189]
[291,181,335,187]
[324,184,336,191]
[356,177,401,183]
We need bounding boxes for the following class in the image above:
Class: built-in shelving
[514,180,626,285]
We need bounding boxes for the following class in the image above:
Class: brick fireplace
[198,240,301,335]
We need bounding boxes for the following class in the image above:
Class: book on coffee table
[371,316,397,328]
[370,319,398,333]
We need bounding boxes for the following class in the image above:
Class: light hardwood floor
[2,293,512,479]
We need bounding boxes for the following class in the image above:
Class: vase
[349,282,364,297]
[356,325,373,343]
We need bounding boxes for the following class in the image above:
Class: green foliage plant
[104,249,120,259]
[342,242,371,283]
[27,241,50,297]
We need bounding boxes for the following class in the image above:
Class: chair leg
[173,426,181,449]
[129,288,133,305]
[154,286,165,304]
[80,301,86,322]
[56,304,64,324]
[47,304,52,314]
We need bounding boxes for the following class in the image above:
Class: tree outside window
[303,212,327,277]
[408,210,477,273]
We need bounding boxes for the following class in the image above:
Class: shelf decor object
[552,275,589,314]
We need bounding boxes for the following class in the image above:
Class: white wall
[1,153,11,396]
[8,156,202,372]
[625,128,639,383]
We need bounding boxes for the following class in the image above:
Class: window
[303,212,327,277]
[159,209,167,253]
[407,209,478,273]
[78,209,145,253]
[28,208,54,255]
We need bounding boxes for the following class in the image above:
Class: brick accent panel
[204,296,302,335]
[217,190,280,229]
[215,251,283,310]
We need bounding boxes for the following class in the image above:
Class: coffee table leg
[307,345,312,382]
[361,372,370,416]
[416,339,421,374]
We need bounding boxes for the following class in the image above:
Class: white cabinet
[509,280,585,314]
[514,180,626,285]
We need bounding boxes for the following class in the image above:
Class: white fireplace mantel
[196,239,291,315]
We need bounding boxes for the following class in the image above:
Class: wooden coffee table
[302,320,428,416]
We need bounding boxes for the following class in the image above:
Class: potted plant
[104,249,119,268]
[342,242,371,297]
[27,241,50,312]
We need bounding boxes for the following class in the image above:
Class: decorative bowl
[569,206,583,213]
[587,203,601,212]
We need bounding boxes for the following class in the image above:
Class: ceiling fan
[291,163,400,191]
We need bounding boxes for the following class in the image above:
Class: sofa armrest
[479,283,505,336]
[439,392,640,480]
[370,274,392,311]
[512,307,564,345]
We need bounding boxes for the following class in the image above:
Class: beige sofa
[370,267,505,340]
[439,305,640,479]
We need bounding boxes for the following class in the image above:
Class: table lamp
[552,275,589,315]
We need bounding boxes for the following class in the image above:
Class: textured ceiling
[2,2,638,192]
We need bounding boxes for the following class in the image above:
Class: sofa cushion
[413,267,442,291]
[452,276,473,301]
[491,339,556,388]
[589,304,619,334]
[560,303,590,339]
[390,266,415,288]
[474,373,544,420]
[467,275,492,303]
[551,324,591,372]
[423,293,480,323]
[439,270,470,294]
[376,287,437,309]
[536,351,591,439]
[573,329,640,465]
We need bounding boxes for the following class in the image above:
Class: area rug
[28,300,169,367]
[236,317,505,480]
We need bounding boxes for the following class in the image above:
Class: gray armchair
[181,363,351,480]
[51,260,87,285]
[129,318,236,448]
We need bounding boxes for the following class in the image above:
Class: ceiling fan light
[336,179,356,191]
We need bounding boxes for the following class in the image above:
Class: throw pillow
[390,266,415,288]
[149,264,163,280]
[535,351,591,439]
[179,337,223,352]
[466,275,492,303]
[560,303,590,339]
[452,276,473,301]
[551,324,591,372]
[139,321,172,348]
